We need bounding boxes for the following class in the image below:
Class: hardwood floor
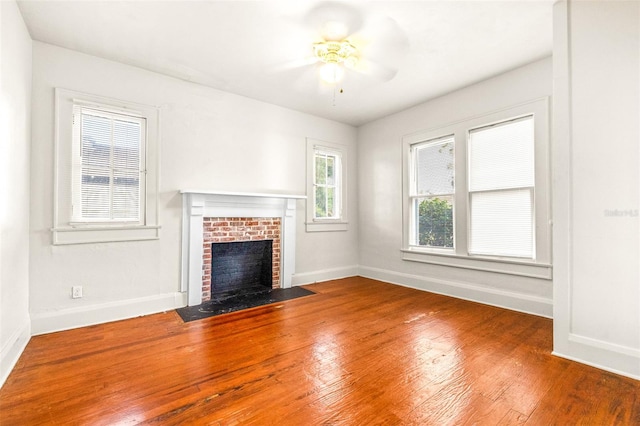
[1,277,638,425]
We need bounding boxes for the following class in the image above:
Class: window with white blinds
[468,116,534,258]
[72,106,146,223]
[402,97,551,278]
[54,88,159,245]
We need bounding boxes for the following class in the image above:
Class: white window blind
[415,137,455,197]
[72,106,146,223]
[468,116,534,258]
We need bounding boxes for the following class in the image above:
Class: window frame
[408,135,456,250]
[401,98,551,279]
[53,88,160,245]
[306,138,348,232]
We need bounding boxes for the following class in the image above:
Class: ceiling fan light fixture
[313,40,358,82]
[313,40,357,63]
[319,62,344,84]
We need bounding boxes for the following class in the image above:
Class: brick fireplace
[202,217,281,301]
[180,190,305,306]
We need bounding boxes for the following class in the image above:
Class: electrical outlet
[72,286,83,299]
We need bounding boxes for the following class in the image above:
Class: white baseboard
[291,265,359,286]
[359,265,553,318]
[0,318,31,389]
[549,333,640,380]
[553,347,640,381]
[31,292,187,336]
[569,333,640,359]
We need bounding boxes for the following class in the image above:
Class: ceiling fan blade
[347,15,409,81]
[269,56,319,73]
[348,57,398,82]
[304,1,364,41]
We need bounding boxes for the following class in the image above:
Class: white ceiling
[17,0,554,126]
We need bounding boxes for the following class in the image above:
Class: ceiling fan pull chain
[332,84,337,107]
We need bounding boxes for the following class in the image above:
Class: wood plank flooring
[1,277,639,425]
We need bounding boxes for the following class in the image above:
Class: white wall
[553,0,640,379]
[357,57,553,317]
[0,0,32,387]
[30,42,358,334]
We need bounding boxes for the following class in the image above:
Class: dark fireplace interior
[210,239,273,302]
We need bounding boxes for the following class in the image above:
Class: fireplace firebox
[210,240,273,301]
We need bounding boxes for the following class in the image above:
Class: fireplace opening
[210,239,273,302]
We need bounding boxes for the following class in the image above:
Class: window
[409,136,455,249]
[72,106,145,224]
[468,116,534,258]
[306,138,347,232]
[402,98,551,279]
[53,89,160,245]
[313,148,341,220]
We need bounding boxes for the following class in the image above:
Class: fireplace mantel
[180,190,305,306]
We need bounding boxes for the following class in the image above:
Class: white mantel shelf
[180,189,306,200]
[180,190,305,306]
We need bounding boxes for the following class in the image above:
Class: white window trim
[305,138,348,232]
[401,97,551,279]
[53,88,160,245]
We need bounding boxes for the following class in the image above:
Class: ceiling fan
[280,2,409,91]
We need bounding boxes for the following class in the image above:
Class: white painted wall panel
[553,0,640,379]
[0,0,32,387]
[569,0,639,350]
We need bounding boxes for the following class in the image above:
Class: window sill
[52,225,160,245]
[401,248,552,280]
[305,220,348,232]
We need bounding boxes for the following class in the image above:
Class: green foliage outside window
[418,197,453,248]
